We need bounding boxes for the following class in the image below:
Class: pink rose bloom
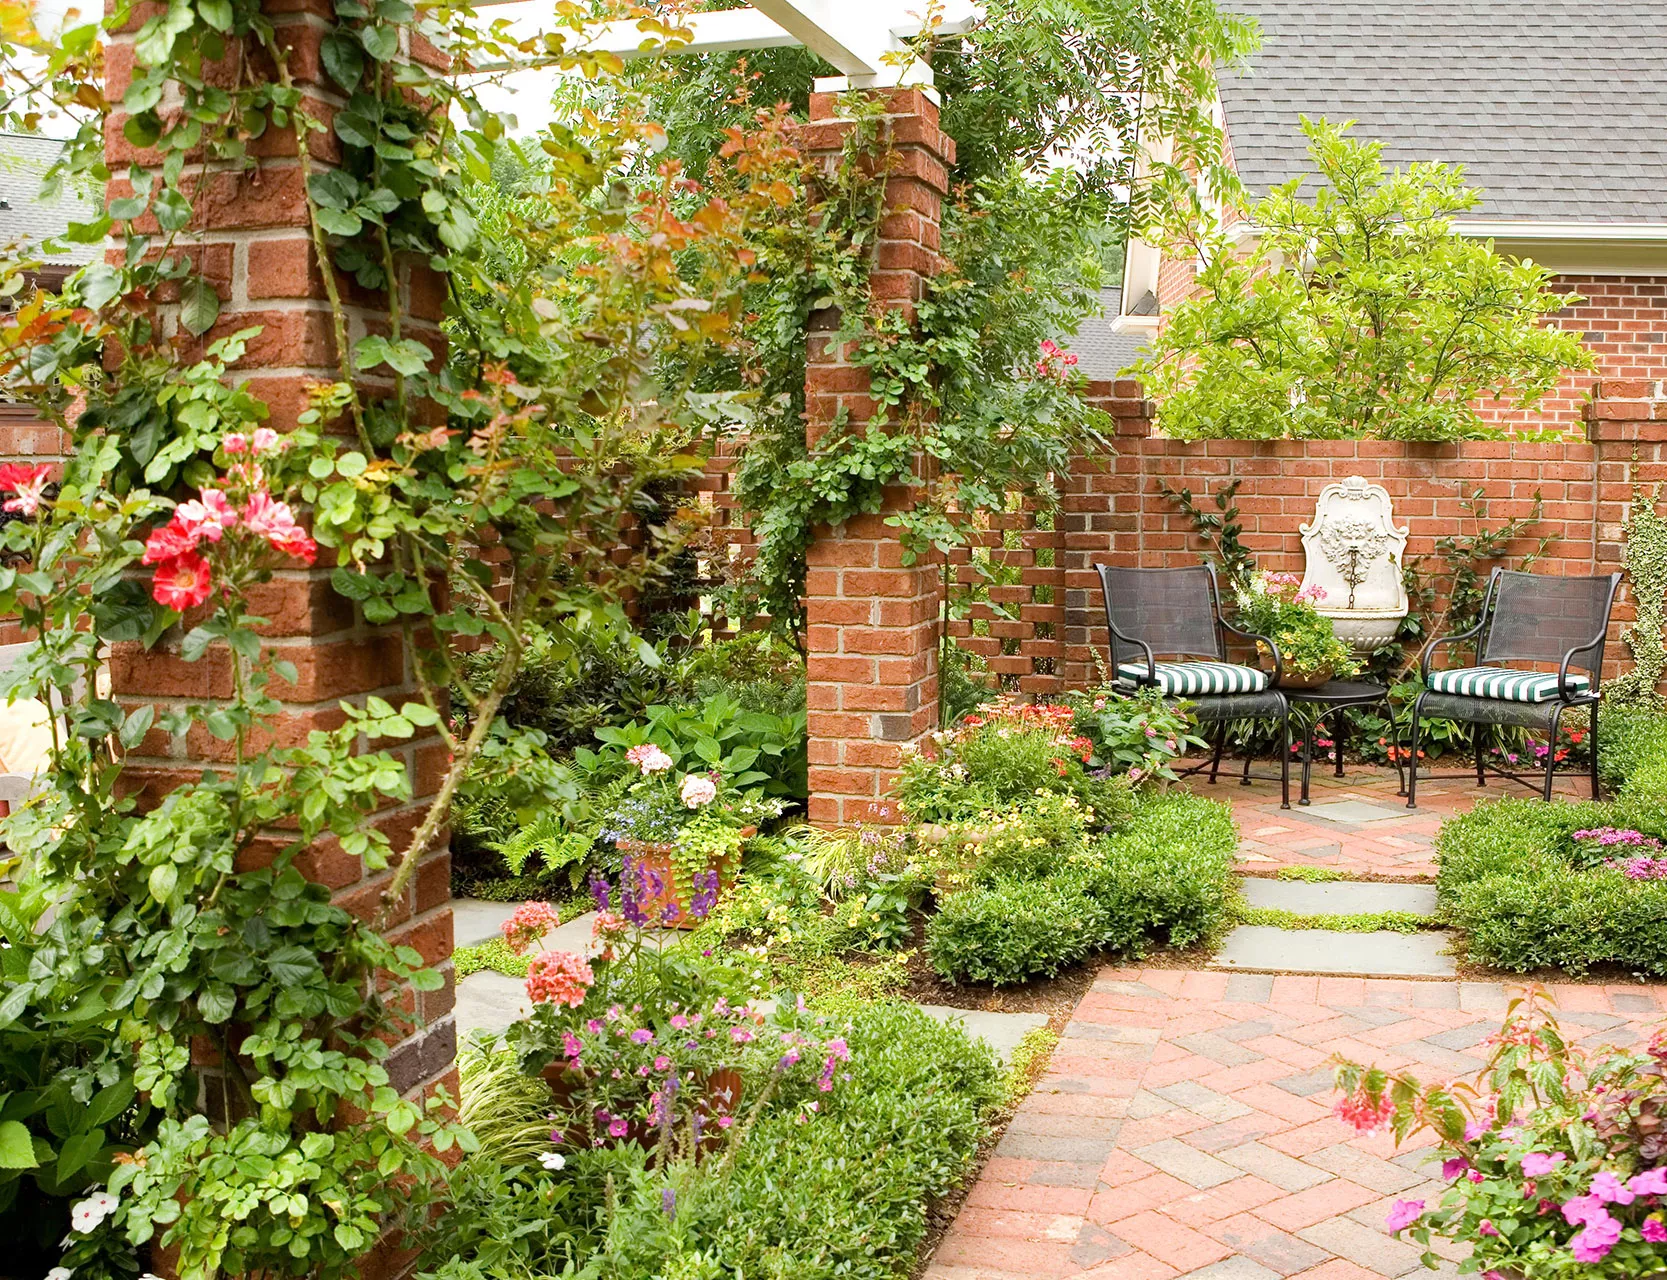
[1384,1200,1423,1233]
[252,426,282,452]
[679,773,718,808]
[174,488,237,542]
[222,432,249,454]
[1591,1171,1636,1205]
[1521,1152,1565,1176]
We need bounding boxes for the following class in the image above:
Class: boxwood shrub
[1437,709,1667,974]
[926,790,1237,985]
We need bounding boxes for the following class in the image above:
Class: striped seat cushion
[1116,661,1268,696]
[1426,666,1591,703]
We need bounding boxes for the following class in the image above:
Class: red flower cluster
[142,448,317,611]
[0,462,52,516]
[1035,338,1080,379]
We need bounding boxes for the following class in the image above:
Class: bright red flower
[243,491,317,565]
[141,519,197,565]
[151,552,213,610]
[0,463,52,515]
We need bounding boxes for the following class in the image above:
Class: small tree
[1135,119,1595,441]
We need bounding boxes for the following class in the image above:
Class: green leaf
[315,207,363,237]
[198,983,236,1024]
[333,111,376,150]
[118,704,155,750]
[148,863,177,904]
[0,982,31,1031]
[85,1081,136,1129]
[321,32,365,90]
[266,946,317,987]
[359,23,397,61]
[197,0,232,29]
[55,1127,104,1180]
[180,276,220,337]
[0,1121,37,1169]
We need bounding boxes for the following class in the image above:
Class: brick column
[103,0,456,1102]
[1588,379,1667,686]
[801,89,952,826]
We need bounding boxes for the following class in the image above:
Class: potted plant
[598,744,779,927]
[1234,570,1359,689]
[1332,988,1667,1276]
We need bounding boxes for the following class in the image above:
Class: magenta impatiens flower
[1521,1151,1566,1176]
[1569,1210,1621,1262]
[1590,1171,1636,1205]
[1630,1167,1667,1196]
[1562,1193,1607,1226]
[1442,1157,1470,1181]
[1642,1217,1667,1243]
[1385,1199,1424,1233]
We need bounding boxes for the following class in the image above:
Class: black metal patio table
[1284,679,1403,805]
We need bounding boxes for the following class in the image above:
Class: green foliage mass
[927,790,1238,985]
[420,1002,1001,1280]
[1606,488,1667,708]
[1137,119,1595,441]
[1437,713,1667,974]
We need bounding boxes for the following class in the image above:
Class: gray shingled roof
[0,133,95,263]
[1066,288,1147,380]
[1218,1,1667,223]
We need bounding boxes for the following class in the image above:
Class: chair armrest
[1223,620,1283,687]
[1559,633,1611,701]
[1418,621,1486,685]
[1106,622,1157,683]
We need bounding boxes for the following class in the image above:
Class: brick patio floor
[926,766,1648,1280]
[1200,761,1592,880]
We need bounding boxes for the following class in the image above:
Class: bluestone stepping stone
[451,898,520,947]
[1302,799,1409,824]
[455,970,531,1038]
[1240,877,1438,916]
[1210,925,1457,978]
[917,1004,1049,1065]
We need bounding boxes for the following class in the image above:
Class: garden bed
[1435,706,1667,976]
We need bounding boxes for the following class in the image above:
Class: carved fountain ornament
[1297,476,1409,654]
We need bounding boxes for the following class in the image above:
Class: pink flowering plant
[1572,828,1667,881]
[1234,569,1358,680]
[1064,685,1207,785]
[1332,989,1667,1275]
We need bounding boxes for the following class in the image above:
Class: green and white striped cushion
[1116,661,1268,696]
[1426,666,1591,703]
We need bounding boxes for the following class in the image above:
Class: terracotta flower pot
[616,826,753,930]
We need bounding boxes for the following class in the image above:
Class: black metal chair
[1405,568,1620,807]
[1095,563,1293,809]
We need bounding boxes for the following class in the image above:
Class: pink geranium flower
[524,951,594,1007]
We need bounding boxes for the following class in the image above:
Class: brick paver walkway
[927,764,1638,1280]
[930,969,1667,1280]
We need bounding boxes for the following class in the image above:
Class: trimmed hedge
[1437,709,1667,974]
[926,790,1237,985]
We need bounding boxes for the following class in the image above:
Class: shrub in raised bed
[926,790,1237,985]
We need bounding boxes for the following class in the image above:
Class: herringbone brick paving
[927,769,1651,1279]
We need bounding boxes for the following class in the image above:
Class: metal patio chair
[1095,563,1293,809]
[1405,568,1620,807]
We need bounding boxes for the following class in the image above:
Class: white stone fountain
[1298,476,1409,655]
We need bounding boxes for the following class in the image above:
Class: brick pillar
[801,89,953,826]
[1588,379,1667,686]
[102,0,456,1101]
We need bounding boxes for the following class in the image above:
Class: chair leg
[1474,723,1486,788]
[1333,714,1346,778]
[1209,723,1226,785]
[1299,710,1313,806]
[1241,742,1252,786]
[1543,705,1564,802]
[1279,696,1291,810]
[1405,693,1426,809]
[1590,702,1601,800]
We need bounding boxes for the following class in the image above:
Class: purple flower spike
[589,872,611,913]
[662,1186,677,1219]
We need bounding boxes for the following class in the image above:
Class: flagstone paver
[927,968,1667,1280]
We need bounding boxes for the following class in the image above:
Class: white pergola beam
[466,0,980,88]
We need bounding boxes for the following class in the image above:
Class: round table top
[1284,679,1390,704]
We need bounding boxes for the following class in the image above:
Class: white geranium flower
[69,1191,118,1234]
[538,1151,566,1171]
